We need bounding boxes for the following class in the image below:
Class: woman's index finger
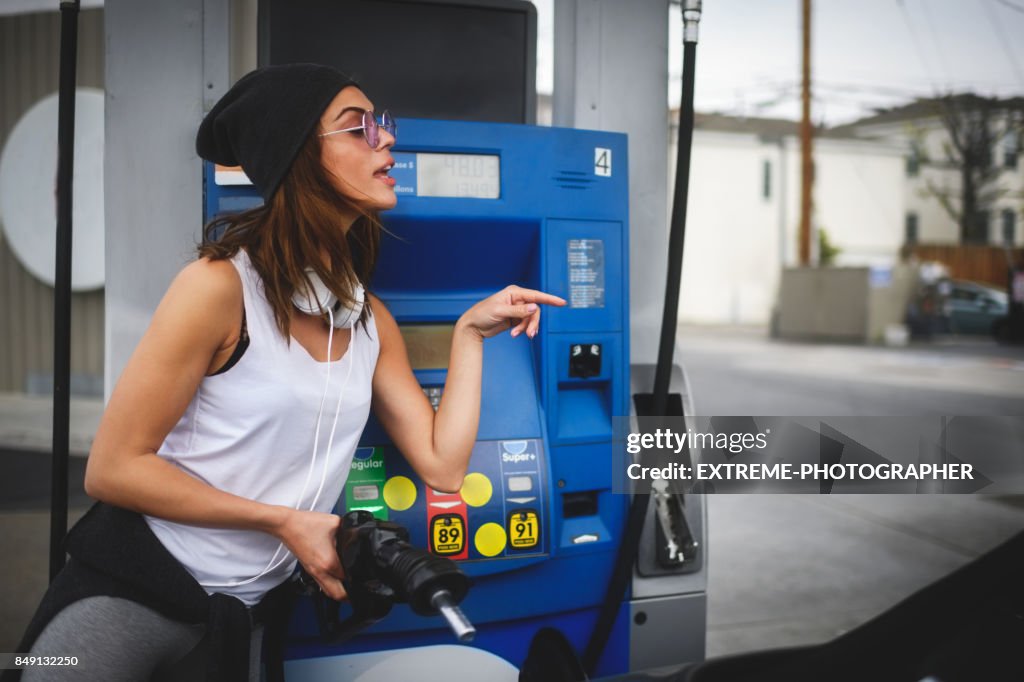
[514,289,567,306]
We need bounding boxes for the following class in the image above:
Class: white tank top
[146,250,379,605]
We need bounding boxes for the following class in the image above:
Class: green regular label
[345,446,387,520]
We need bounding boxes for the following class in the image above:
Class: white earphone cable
[200,307,355,588]
[310,315,356,511]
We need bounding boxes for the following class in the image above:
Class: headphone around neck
[292,269,365,328]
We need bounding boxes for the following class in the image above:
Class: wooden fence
[912,244,1023,288]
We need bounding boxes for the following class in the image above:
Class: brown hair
[198,131,381,338]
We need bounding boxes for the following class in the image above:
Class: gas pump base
[629,361,707,671]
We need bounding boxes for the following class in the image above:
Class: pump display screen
[418,153,500,199]
[399,324,455,370]
[392,152,500,199]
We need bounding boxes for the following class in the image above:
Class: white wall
[680,131,783,324]
[677,127,904,325]
[105,0,212,395]
[814,139,905,267]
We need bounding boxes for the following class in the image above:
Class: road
[675,326,1024,657]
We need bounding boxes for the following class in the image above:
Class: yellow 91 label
[430,514,465,555]
[508,509,540,549]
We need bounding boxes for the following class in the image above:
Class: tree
[918,95,1024,244]
[817,227,840,266]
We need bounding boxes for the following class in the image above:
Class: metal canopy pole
[51,0,81,582]
[583,2,702,674]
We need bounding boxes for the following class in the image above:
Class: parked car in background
[942,280,1009,336]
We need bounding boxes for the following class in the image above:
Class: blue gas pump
[204,119,636,677]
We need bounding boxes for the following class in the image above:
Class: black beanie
[196,63,358,200]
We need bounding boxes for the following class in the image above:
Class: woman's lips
[373,161,396,187]
[373,171,396,187]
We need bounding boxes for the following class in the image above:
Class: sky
[4,0,1021,128]
[532,0,1024,126]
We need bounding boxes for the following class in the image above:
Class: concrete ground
[704,494,1024,657]
[0,394,100,652]
[676,326,1024,658]
[1,328,1022,664]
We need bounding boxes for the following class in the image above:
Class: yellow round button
[459,472,493,507]
[382,476,417,511]
[474,522,507,557]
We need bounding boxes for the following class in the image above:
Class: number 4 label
[594,147,612,177]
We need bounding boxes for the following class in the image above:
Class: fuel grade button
[430,513,465,556]
[383,475,417,511]
[474,522,507,557]
[459,472,493,508]
[507,509,540,550]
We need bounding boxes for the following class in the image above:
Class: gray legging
[23,596,263,682]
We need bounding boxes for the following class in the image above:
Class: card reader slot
[562,491,599,518]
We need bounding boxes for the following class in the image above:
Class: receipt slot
[203,119,704,678]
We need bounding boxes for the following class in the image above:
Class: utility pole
[799,0,813,265]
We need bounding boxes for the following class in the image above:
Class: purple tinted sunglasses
[319,110,397,148]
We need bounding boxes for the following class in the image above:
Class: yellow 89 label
[430,514,465,555]
[507,509,540,549]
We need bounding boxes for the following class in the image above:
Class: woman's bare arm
[84,258,347,599]
[369,287,565,493]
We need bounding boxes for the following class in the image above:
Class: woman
[13,63,563,681]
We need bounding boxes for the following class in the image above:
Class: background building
[675,113,905,325]
[834,96,1023,248]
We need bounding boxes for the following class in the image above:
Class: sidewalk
[0,392,103,457]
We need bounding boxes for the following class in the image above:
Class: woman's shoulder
[158,257,244,337]
[135,257,245,368]
[171,257,243,303]
[366,293,394,327]
[367,293,406,360]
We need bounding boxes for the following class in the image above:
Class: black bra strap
[211,310,250,376]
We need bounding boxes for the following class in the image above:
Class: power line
[706,74,1022,99]
[994,0,1024,15]
[917,0,954,90]
[983,0,1024,87]
[894,0,944,96]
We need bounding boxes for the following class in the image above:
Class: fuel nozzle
[651,479,698,567]
[312,510,475,643]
